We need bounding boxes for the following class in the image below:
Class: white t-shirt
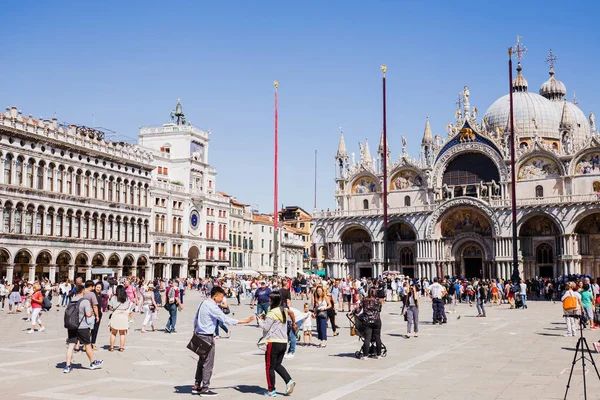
[0,284,6,296]
[519,283,527,295]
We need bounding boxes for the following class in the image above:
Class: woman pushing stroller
[349,288,383,360]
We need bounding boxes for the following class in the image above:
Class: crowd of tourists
[4,271,596,397]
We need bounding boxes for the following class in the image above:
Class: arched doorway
[443,153,500,199]
[56,252,71,282]
[388,221,416,276]
[519,215,560,278]
[188,246,200,278]
[0,249,9,282]
[35,251,52,280]
[136,256,147,280]
[122,255,134,277]
[575,213,600,276]
[107,254,120,276]
[456,243,484,278]
[75,253,89,279]
[14,250,31,281]
[341,227,372,278]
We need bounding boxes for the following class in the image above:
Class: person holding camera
[562,282,583,337]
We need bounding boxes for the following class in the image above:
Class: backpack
[64,299,85,329]
[167,287,176,304]
[563,293,578,311]
[42,295,52,311]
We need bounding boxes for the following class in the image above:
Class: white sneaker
[39,326,46,332]
[284,352,295,359]
[26,329,35,334]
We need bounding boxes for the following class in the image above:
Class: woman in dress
[107,285,131,352]
[141,283,158,333]
[7,279,22,313]
[313,286,332,348]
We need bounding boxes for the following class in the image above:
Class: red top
[31,291,43,309]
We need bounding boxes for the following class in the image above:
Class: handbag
[403,312,408,322]
[187,302,214,359]
[317,310,327,319]
[222,306,231,315]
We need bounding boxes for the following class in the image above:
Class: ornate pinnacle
[381,64,386,76]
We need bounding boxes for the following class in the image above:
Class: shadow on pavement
[536,332,564,337]
[330,352,359,358]
[233,385,265,394]
[173,385,194,394]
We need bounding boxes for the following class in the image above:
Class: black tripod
[564,316,600,399]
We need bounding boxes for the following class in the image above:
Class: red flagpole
[274,81,279,231]
[508,50,520,282]
[274,81,279,275]
[382,65,388,273]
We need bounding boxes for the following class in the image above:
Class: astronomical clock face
[190,210,199,230]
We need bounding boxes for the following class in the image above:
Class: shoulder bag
[187,302,214,360]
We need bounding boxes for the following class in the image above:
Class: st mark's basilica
[312,51,600,280]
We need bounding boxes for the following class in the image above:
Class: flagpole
[274,80,279,276]
[508,50,520,283]
[382,65,389,274]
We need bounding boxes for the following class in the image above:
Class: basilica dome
[483,64,591,144]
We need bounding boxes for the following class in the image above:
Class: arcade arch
[519,214,561,278]
[340,227,373,278]
[387,221,416,275]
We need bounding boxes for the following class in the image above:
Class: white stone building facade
[0,107,154,284]
[312,58,600,280]
[139,101,230,279]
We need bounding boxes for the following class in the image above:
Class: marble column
[85,268,92,281]
[28,265,36,282]
[68,265,75,281]
[117,266,124,277]
[180,264,189,279]
[49,265,56,284]
[6,265,14,284]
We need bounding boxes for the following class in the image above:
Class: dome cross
[513,35,527,61]
[545,49,558,70]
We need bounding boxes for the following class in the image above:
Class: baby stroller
[347,314,387,359]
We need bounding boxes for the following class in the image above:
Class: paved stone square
[1,292,599,400]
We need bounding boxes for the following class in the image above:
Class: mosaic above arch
[440,208,492,238]
[352,176,377,194]
[517,156,560,180]
[391,170,423,190]
[520,215,559,236]
[575,152,600,175]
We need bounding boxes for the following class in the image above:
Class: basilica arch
[574,213,600,277]
[340,226,373,278]
[387,220,417,276]
[519,213,562,278]
[426,197,500,239]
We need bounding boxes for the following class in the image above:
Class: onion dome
[512,62,528,92]
[539,68,566,101]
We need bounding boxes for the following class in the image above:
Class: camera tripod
[564,316,600,399]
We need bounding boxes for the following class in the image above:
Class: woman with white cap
[141,282,158,333]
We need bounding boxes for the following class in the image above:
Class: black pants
[265,342,291,392]
[432,298,445,323]
[91,312,102,344]
[194,334,216,390]
[327,310,337,333]
[362,319,382,357]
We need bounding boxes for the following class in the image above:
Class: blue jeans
[215,320,228,336]
[61,293,69,306]
[257,302,270,315]
[288,323,296,354]
[316,316,327,341]
[520,294,527,308]
[165,303,178,331]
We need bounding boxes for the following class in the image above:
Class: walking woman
[107,285,131,352]
[404,284,419,338]
[258,292,296,397]
[313,286,332,348]
[8,279,22,313]
[326,289,339,337]
[91,282,103,349]
[141,283,158,333]
[351,288,383,359]
[26,283,45,334]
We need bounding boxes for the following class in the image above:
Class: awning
[91,268,115,275]
[316,269,326,277]
[232,269,260,276]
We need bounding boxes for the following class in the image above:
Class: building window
[47,165,54,191]
[400,247,414,266]
[536,243,553,264]
[535,185,543,198]
[3,155,12,184]
[15,157,23,185]
[363,199,369,209]
[404,196,411,207]
[27,159,34,188]
[36,163,43,189]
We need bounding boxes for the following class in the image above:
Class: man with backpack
[164,280,181,333]
[64,285,103,373]
[561,282,583,337]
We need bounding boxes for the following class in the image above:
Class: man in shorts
[64,285,103,373]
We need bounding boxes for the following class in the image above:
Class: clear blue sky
[2,1,599,213]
